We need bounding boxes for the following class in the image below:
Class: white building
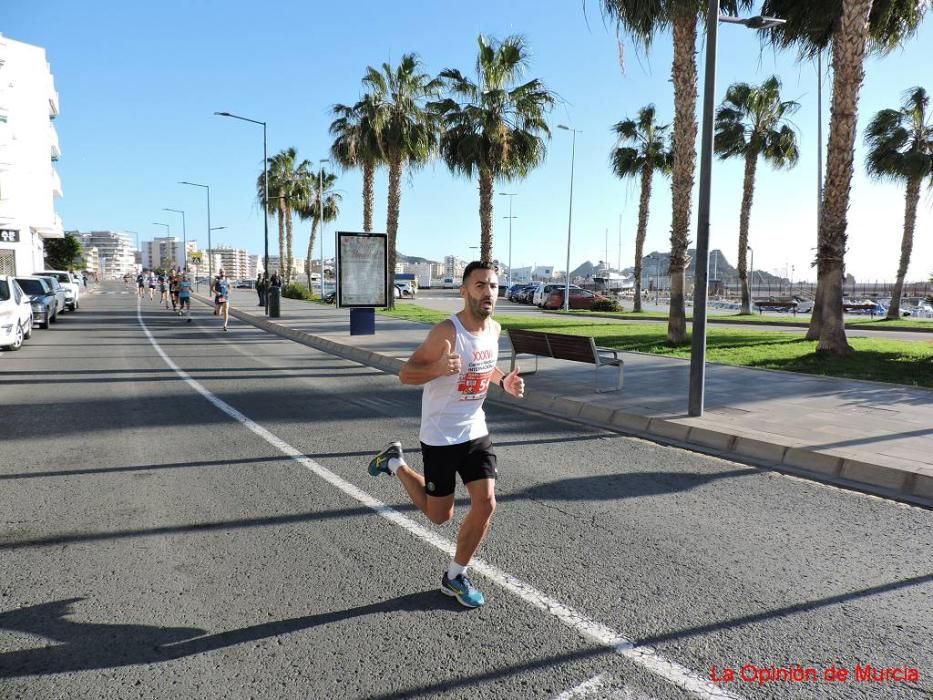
[207,246,253,280]
[141,236,198,271]
[0,34,64,276]
[70,230,136,278]
[266,255,305,281]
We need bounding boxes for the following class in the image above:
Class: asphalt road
[1,283,930,700]
[412,290,932,343]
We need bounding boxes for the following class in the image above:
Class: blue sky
[7,0,932,282]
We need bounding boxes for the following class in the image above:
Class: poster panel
[336,231,388,308]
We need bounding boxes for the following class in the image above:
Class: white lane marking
[136,299,744,700]
[554,673,608,699]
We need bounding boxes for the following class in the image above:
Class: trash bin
[268,285,281,318]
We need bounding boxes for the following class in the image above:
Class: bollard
[268,285,281,318]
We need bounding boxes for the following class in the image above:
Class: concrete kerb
[196,295,931,509]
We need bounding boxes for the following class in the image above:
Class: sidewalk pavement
[199,289,933,508]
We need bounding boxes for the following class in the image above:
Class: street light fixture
[688,6,786,417]
[215,110,269,314]
[179,181,213,281]
[557,124,581,312]
[500,192,517,289]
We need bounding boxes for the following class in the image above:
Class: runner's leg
[396,467,454,524]
[453,478,496,566]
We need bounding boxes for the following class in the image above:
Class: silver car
[36,275,66,317]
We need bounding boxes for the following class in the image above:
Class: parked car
[36,275,67,318]
[544,288,610,310]
[37,269,80,311]
[532,282,581,307]
[14,276,58,328]
[515,284,537,304]
[234,279,254,289]
[506,283,526,301]
[0,276,34,351]
[395,281,416,298]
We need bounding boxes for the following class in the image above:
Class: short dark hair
[462,260,498,285]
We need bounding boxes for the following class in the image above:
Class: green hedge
[282,283,315,301]
[591,297,621,312]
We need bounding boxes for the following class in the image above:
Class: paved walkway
[205,289,933,507]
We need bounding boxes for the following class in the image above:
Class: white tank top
[419,314,499,446]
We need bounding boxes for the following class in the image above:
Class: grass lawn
[381,305,933,388]
[555,309,933,332]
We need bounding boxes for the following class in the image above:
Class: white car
[532,282,581,307]
[0,276,34,351]
[37,269,80,311]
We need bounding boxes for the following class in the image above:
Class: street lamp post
[688,7,785,417]
[163,208,186,272]
[151,222,170,270]
[179,181,213,281]
[747,245,754,297]
[557,125,581,312]
[215,111,268,314]
[500,192,517,289]
[319,158,329,300]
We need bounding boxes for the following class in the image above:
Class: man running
[169,273,180,313]
[367,261,524,608]
[178,273,192,322]
[137,272,145,298]
[213,269,230,331]
[158,274,170,308]
[148,272,156,300]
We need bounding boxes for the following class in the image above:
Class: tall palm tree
[363,54,442,307]
[714,76,800,314]
[297,166,342,290]
[601,0,752,344]
[864,87,933,319]
[610,104,672,313]
[762,0,927,352]
[433,34,555,262]
[329,93,383,232]
[258,147,306,284]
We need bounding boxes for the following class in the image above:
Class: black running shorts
[420,434,498,498]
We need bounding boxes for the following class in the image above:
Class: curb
[198,295,932,509]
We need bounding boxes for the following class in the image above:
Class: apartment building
[141,236,198,271]
[206,246,255,280]
[69,231,136,278]
[0,34,63,275]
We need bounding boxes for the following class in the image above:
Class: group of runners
[129,269,230,330]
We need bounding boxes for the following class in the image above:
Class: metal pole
[205,187,212,282]
[263,122,269,315]
[560,128,578,312]
[817,52,823,225]
[618,213,622,273]
[319,159,329,300]
[181,210,186,271]
[687,0,719,417]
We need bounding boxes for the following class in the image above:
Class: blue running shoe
[441,572,485,608]
[368,441,403,477]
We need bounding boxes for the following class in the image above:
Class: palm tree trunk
[737,150,758,315]
[479,169,494,262]
[386,152,403,310]
[633,163,654,313]
[887,177,920,319]
[806,271,824,340]
[817,0,872,354]
[667,11,698,345]
[285,207,294,285]
[276,200,286,281]
[306,219,319,290]
[363,160,375,233]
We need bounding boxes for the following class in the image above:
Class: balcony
[49,88,60,119]
[50,124,61,161]
[51,167,62,197]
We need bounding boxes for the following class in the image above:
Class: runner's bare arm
[399,320,458,385]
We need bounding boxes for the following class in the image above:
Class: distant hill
[398,253,440,265]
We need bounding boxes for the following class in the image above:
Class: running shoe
[441,572,485,608]
[368,440,403,476]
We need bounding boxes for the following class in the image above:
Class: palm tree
[258,147,306,284]
[601,0,752,344]
[762,0,927,353]
[363,54,442,307]
[433,34,555,262]
[864,87,933,319]
[610,104,672,313]
[297,166,342,290]
[329,93,383,232]
[714,76,800,315]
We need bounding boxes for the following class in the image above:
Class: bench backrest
[509,329,552,356]
[544,333,597,364]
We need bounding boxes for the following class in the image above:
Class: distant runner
[136,273,145,299]
[213,270,230,331]
[367,261,524,608]
[178,274,192,322]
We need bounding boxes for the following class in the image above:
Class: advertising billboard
[336,231,388,308]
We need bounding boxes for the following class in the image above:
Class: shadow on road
[0,590,456,678]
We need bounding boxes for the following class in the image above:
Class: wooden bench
[507,328,623,393]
